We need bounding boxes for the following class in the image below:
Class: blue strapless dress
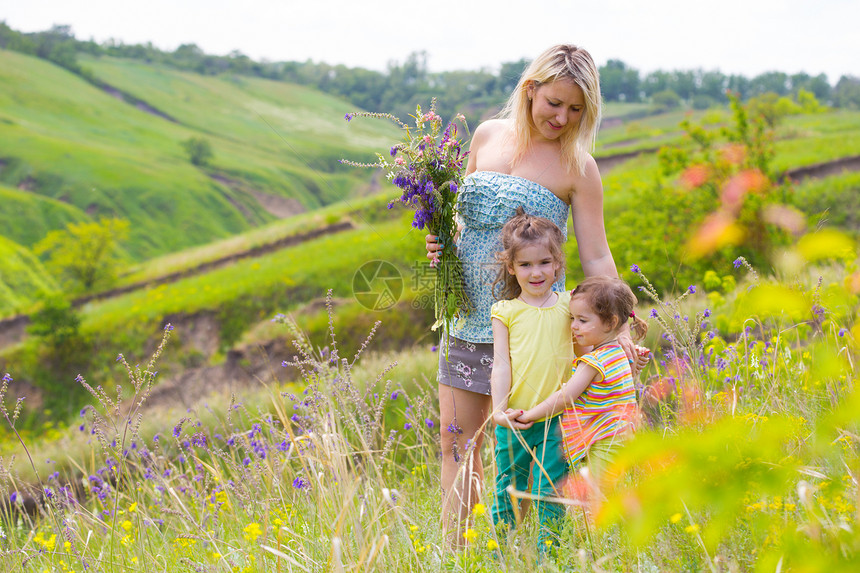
[452,171,569,343]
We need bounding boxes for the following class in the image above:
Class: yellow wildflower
[121,520,133,532]
[670,513,682,523]
[472,503,487,516]
[685,524,700,534]
[243,522,263,542]
[462,528,478,543]
[128,502,138,513]
[487,539,499,551]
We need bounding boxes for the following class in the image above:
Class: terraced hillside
[0,49,396,261]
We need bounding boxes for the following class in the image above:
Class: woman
[426,44,647,544]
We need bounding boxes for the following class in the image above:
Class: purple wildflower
[703,309,711,318]
[425,418,435,429]
[630,264,641,274]
[733,257,743,269]
[838,328,847,337]
[649,309,658,319]
[164,323,174,331]
[344,113,353,122]
[293,477,310,491]
[687,285,697,294]
[390,146,398,157]
[404,422,412,430]
[391,391,399,400]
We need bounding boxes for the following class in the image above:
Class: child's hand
[631,345,651,375]
[493,409,533,430]
[515,409,537,425]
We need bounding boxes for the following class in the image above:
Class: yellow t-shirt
[491,291,574,418]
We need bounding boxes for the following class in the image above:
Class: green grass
[0,256,856,572]
[117,192,395,287]
[0,49,398,261]
[0,180,87,260]
[0,235,58,315]
[773,110,860,171]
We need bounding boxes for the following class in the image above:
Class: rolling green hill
[0,49,397,263]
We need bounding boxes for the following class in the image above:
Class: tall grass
[1,246,857,571]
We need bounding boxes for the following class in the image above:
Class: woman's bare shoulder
[472,118,512,141]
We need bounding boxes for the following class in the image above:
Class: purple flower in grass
[687,285,697,294]
[242,457,251,467]
[404,422,412,431]
[649,309,658,319]
[425,418,435,429]
[293,477,310,491]
[630,264,640,274]
[733,257,743,269]
[839,328,847,337]
[344,113,353,122]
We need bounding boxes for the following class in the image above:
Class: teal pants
[492,416,567,542]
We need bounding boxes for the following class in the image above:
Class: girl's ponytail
[629,312,648,342]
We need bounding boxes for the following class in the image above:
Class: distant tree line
[2,21,860,121]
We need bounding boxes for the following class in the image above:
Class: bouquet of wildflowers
[342,99,472,334]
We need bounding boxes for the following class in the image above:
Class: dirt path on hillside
[0,220,355,348]
[100,83,179,124]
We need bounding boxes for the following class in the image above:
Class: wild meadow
[1,56,858,571]
[0,251,857,571]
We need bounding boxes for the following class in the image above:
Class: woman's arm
[519,362,599,422]
[569,157,641,367]
[570,156,615,278]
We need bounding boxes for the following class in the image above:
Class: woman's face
[527,79,585,142]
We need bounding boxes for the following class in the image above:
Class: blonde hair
[493,207,566,301]
[570,276,649,341]
[498,44,602,175]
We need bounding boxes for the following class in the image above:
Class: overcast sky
[4,0,858,82]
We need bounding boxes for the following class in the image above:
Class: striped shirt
[561,342,638,465]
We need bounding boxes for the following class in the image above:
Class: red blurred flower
[680,164,709,189]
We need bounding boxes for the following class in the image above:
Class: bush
[181,136,214,167]
[652,89,682,112]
